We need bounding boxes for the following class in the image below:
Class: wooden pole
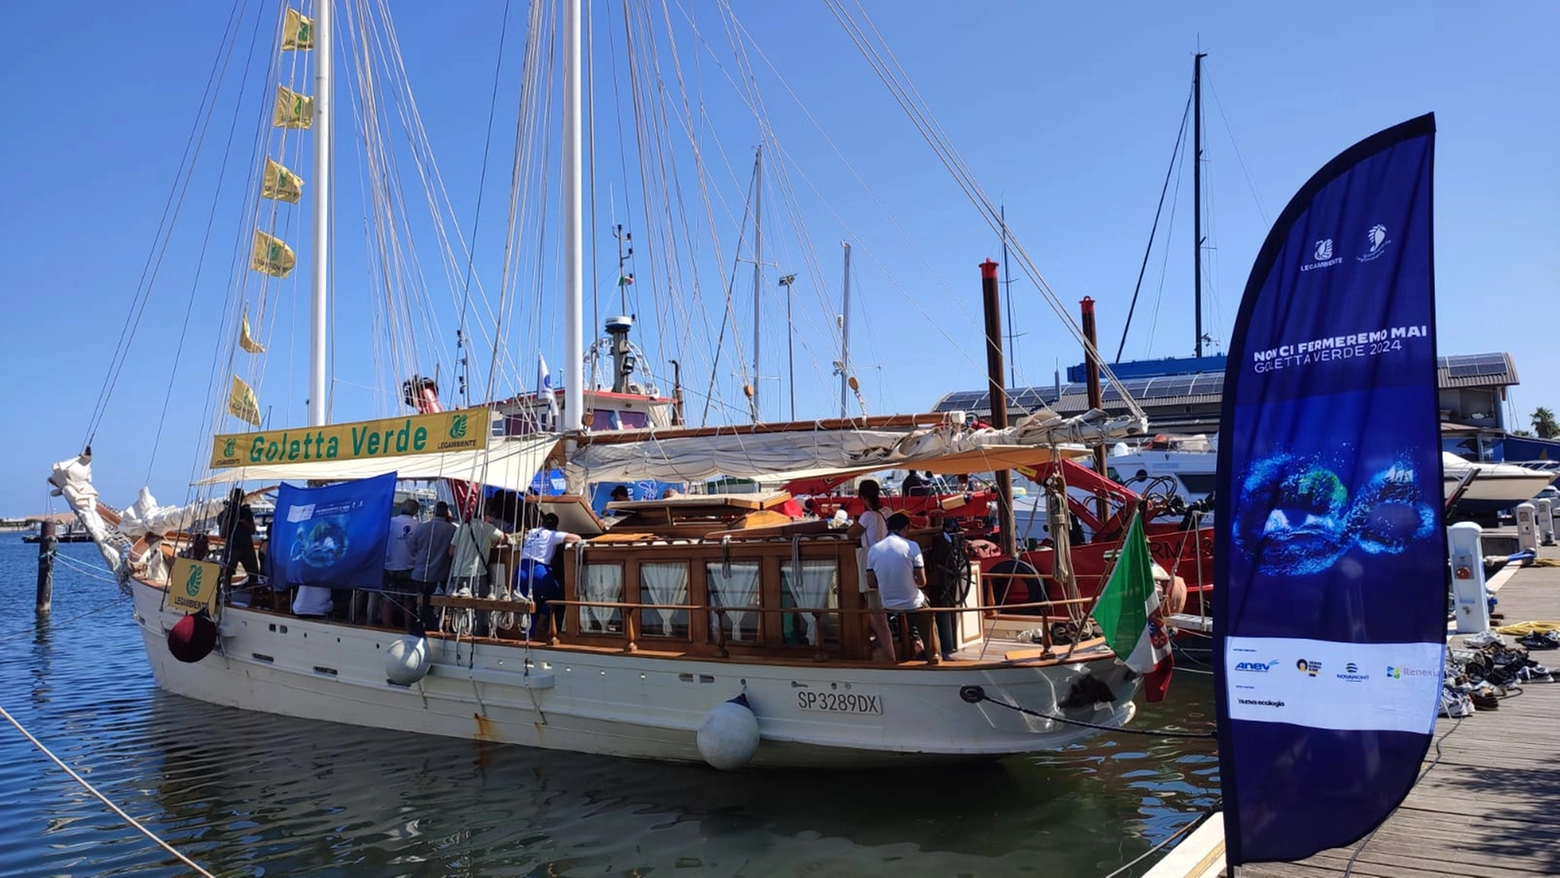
[981,259,1017,558]
[1081,297,1110,524]
[36,519,56,614]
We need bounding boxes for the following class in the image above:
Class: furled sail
[47,451,127,574]
[117,487,225,538]
[566,409,1145,486]
[1214,114,1441,864]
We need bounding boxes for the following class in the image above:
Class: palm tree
[1532,407,1559,439]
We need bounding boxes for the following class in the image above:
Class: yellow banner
[228,375,262,426]
[261,157,303,203]
[273,85,314,129]
[282,9,315,50]
[239,313,266,353]
[211,409,489,469]
[169,558,221,615]
[250,230,296,277]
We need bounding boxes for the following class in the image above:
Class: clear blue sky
[2,1,1556,515]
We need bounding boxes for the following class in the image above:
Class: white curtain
[707,562,761,642]
[782,560,838,646]
[580,565,623,633]
[640,563,689,636]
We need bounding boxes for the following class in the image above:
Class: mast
[750,144,764,422]
[1000,205,1016,388]
[307,0,332,427]
[839,241,852,418]
[980,260,1016,558]
[1193,51,1207,359]
[562,0,584,431]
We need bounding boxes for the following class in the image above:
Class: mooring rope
[962,686,1216,739]
[0,703,216,877]
[1101,807,1220,878]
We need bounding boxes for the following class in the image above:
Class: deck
[1228,548,1560,878]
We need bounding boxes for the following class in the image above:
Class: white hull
[133,582,1138,768]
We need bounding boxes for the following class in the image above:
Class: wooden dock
[1232,554,1560,878]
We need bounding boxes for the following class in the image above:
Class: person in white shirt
[514,512,581,639]
[866,512,940,664]
[376,499,420,628]
[847,479,896,663]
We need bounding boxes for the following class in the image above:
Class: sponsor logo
[1296,658,1322,676]
[1345,662,1359,673]
[1336,663,1371,683]
[1301,237,1343,272]
[1356,223,1391,262]
[1387,665,1438,679]
[1238,698,1286,708]
[1234,659,1281,673]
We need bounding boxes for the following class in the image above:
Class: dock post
[36,519,56,614]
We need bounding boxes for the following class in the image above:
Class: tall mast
[562,0,584,431]
[839,241,852,418]
[1193,51,1207,359]
[1000,205,1016,388]
[307,0,332,427]
[750,144,764,422]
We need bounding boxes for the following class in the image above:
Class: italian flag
[1092,512,1175,702]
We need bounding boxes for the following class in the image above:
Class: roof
[935,352,1519,415]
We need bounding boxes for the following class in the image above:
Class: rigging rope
[965,686,1216,739]
[456,0,512,408]
[824,0,1146,422]
[0,704,217,878]
[1116,89,1192,363]
[83,1,249,449]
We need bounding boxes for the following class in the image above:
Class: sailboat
[48,2,1154,768]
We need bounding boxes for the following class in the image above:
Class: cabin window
[579,563,624,633]
[1177,473,1217,496]
[706,561,761,643]
[639,562,690,639]
[780,560,840,647]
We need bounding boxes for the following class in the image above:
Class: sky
[1,1,1556,516]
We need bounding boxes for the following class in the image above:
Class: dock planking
[1228,554,1560,878]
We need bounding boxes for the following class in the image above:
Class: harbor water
[0,535,1220,877]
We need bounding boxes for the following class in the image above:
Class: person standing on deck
[847,479,897,663]
[447,498,509,601]
[409,501,456,627]
[377,499,420,627]
[867,512,940,664]
[514,512,581,640]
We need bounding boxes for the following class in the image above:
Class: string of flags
[232,7,314,425]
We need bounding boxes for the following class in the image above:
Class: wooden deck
[1229,549,1560,878]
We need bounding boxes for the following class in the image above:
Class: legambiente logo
[1237,698,1286,708]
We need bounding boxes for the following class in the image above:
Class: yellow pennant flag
[273,85,314,129]
[250,230,296,277]
[228,376,262,426]
[239,313,266,353]
[282,9,315,50]
[261,157,303,203]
